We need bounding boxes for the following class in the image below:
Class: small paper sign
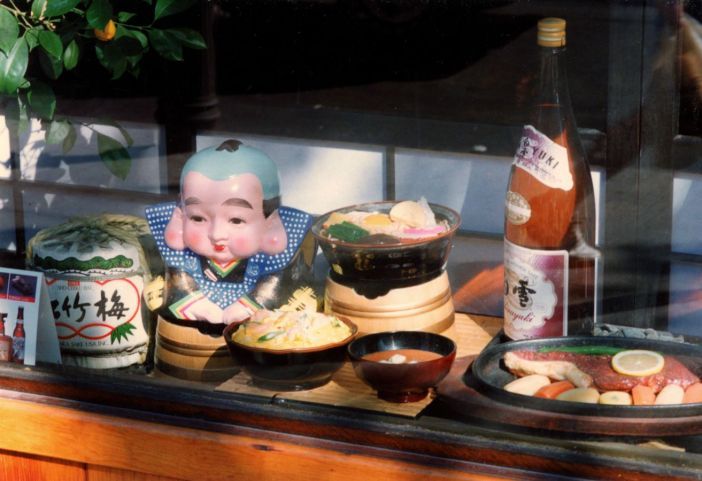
[0,267,62,366]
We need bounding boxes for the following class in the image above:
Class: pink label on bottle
[504,239,568,339]
[513,125,573,191]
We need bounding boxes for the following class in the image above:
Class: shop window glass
[197,134,385,214]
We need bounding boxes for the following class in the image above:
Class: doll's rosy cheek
[165,229,181,245]
[230,236,256,257]
[184,231,205,249]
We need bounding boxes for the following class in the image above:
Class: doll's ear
[261,210,288,255]
[165,206,186,250]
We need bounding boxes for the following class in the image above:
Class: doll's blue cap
[180,140,280,200]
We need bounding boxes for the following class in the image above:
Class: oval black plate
[470,336,702,418]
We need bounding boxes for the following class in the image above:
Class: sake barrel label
[45,275,148,351]
[503,239,568,339]
[513,125,573,191]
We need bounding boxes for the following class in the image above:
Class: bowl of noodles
[223,310,358,391]
[311,199,460,297]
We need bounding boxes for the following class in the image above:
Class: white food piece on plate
[599,391,632,405]
[504,374,551,396]
[556,387,600,403]
[654,384,685,405]
[503,352,594,388]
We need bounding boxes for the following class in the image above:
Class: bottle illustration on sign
[0,312,12,362]
[12,306,25,364]
[503,17,597,340]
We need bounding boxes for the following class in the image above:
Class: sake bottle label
[513,125,573,191]
[503,239,568,339]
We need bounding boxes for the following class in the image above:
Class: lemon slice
[611,350,665,377]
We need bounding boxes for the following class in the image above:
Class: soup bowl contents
[321,198,451,243]
[348,331,456,403]
[311,200,460,292]
[223,310,357,391]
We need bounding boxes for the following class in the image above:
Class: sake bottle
[503,18,597,340]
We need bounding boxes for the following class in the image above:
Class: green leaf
[168,28,206,50]
[114,27,144,56]
[117,11,136,22]
[124,29,148,48]
[97,133,131,179]
[24,29,40,51]
[63,39,79,70]
[0,38,29,95]
[31,0,47,19]
[147,29,182,61]
[98,119,133,147]
[38,30,63,59]
[95,43,127,79]
[3,95,28,138]
[32,0,82,18]
[0,10,19,54]
[154,0,195,21]
[110,322,136,344]
[46,119,71,144]
[62,122,77,153]
[27,80,56,120]
[38,49,63,79]
[86,0,113,29]
[126,52,143,68]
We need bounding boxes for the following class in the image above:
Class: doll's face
[178,171,268,263]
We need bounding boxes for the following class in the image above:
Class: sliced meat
[507,350,699,393]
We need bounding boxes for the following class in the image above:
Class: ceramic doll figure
[145,140,317,324]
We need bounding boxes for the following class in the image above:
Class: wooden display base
[216,313,500,416]
[324,271,455,335]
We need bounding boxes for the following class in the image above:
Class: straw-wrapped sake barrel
[27,215,154,369]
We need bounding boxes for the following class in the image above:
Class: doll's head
[164,140,287,263]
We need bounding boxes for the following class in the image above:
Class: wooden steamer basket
[155,316,239,382]
[312,201,460,335]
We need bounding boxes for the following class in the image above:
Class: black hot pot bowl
[311,201,461,289]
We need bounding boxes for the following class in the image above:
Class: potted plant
[0,0,206,178]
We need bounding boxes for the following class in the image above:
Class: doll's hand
[222,301,253,325]
[181,297,224,324]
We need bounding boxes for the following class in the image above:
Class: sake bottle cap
[538,17,566,47]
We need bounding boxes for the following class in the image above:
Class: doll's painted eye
[229,217,245,225]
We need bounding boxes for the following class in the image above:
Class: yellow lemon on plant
[94,20,117,41]
[611,350,664,377]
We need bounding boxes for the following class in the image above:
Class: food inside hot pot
[232,310,353,350]
[321,198,450,244]
[502,347,702,405]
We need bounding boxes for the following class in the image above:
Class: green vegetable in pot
[257,330,285,343]
[327,222,369,242]
[537,345,627,356]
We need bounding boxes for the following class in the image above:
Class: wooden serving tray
[437,357,702,437]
